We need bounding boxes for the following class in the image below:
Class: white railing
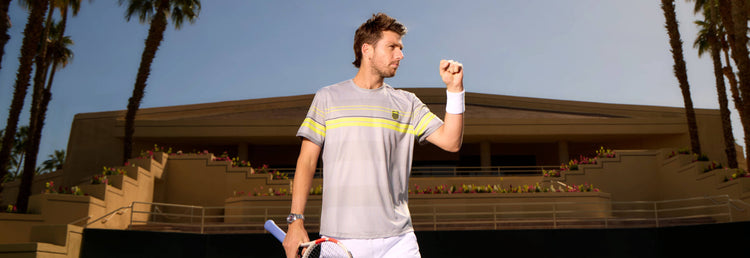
[118,195,742,234]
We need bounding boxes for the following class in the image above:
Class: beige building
[3,88,749,257]
[63,87,730,187]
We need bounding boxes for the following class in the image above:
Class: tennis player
[284,13,465,258]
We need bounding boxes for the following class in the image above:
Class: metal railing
[85,205,133,227]
[273,165,558,178]
[119,195,743,234]
[409,196,737,231]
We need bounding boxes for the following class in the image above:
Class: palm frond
[119,0,201,29]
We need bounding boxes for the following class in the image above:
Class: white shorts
[330,232,421,258]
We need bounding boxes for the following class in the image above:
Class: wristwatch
[286,213,305,224]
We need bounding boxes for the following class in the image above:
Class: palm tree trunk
[20,0,55,194]
[0,0,48,197]
[123,0,169,164]
[0,0,12,71]
[718,0,750,170]
[57,3,68,44]
[17,62,56,213]
[722,66,750,169]
[661,0,702,155]
[722,36,742,112]
[724,67,742,109]
[709,31,738,168]
[31,63,58,172]
[18,0,68,213]
[29,3,55,131]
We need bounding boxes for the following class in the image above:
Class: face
[364,30,404,78]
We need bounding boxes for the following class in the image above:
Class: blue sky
[0,0,738,165]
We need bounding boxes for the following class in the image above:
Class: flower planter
[129,158,160,173]
[152,151,168,164]
[108,174,126,189]
[28,193,105,225]
[79,183,107,200]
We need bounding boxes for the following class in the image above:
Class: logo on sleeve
[392,110,400,120]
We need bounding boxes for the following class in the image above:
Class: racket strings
[304,242,351,258]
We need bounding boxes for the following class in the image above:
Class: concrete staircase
[547,149,750,222]
[0,153,167,257]
[4,148,750,256]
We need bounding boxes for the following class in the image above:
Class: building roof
[73,88,717,144]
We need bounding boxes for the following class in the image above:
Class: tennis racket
[264,220,353,258]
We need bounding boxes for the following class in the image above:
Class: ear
[362,43,373,59]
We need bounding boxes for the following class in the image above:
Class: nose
[395,48,404,60]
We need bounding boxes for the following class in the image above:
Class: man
[284,13,464,258]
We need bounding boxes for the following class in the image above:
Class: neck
[352,66,385,89]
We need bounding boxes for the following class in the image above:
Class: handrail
[729,198,750,210]
[126,195,743,233]
[69,216,91,226]
[85,205,133,227]
[705,194,747,212]
[133,201,203,209]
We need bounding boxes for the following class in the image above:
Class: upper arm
[297,138,321,170]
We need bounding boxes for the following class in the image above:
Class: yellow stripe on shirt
[414,112,437,135]
[327,117,417,135]
[301,118,326,137]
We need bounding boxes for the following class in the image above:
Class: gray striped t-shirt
[297,79,443,238]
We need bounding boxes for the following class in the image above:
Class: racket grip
[264,220,287,242]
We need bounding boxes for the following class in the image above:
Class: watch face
[287,213,303,223]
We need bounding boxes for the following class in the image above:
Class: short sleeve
[410,94,444,144]
[296,90,327,146]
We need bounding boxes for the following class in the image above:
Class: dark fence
[81,221,750,258]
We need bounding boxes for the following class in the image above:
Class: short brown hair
[352,13,407,68]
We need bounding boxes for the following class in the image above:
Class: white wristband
[445,90,465,114]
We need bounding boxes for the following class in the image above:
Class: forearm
[427,79,465,152]
[284,141,317,258]
[442,112,464,150]
[441,86,465,149]
[290,165,314,215]
[290,139,320,215]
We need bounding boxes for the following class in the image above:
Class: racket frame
[264,219,353,258]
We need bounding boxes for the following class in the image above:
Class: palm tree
[27,0,81,120]
[16,18,74,212]
[119,0,200,163]
[717,0,750,169]
[40,149,65,173]
[23,18,73,174]
[15,0,80,213]
[16,0,58,212]
[0,0,12,71]
[661,0,702,155]
[0,0,49,196]
[692,0,738,168]
[10,126,28,178]
[0,126,28,182]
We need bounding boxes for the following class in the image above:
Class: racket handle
[264,220,287,242]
